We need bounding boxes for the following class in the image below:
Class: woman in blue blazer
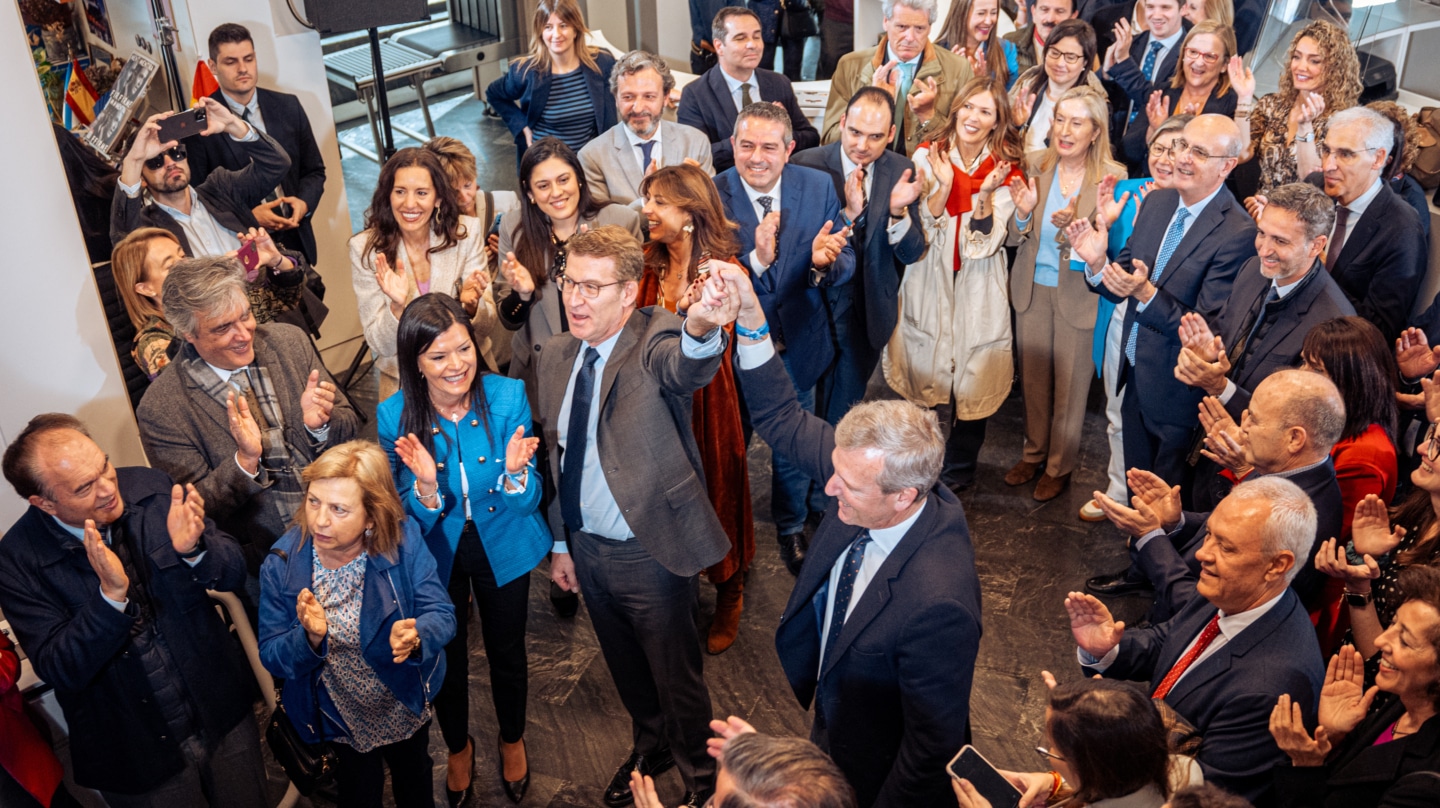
[258,440,456,808]
[378,294,550,806]
[484,0,617,171]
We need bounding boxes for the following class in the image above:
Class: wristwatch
[1344,589,1373,608]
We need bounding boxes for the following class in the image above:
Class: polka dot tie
[823,530,873,665]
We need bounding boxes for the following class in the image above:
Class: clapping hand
[953,46,988,77]
[907,77,939,124]
[979,161,1013,195]
[1227,56,1256,103]
[889,168,923,216]
[1270,693,1332,767]
[393,433,439,494]
[375,253,409,308]
[501,252,535,300]
[166,483,206,555]
[1174,339,1230,396]
[872,60,901,96]
[1318,645,1380,738]
[1095,174,1130,227]
[1178,312,1219,358]
[1065,591,1125,659]
[629,771,666,808]
[1099,259,1154,301]
[843,165,867,221]
[1197,396,1245,474]
[389,617,421,663]
[1050,194,1080,230]
[926,147,956,193]
[226,390,264,475]
[1127,468,1183,530]
[706,715,758,760]
[811,220,851,268]
[1296,91,1326,127]
[1111,19,1134,64]
[1065,217,1109,268]
[1008,176,1039,219]
[1314,537,1381,585]
[1011,89,1037,126]
[1421,369,1440,424]
[1091,488,1165,537]
[1145,91,1171,134]
[84,519,130,603]
[297,588,328,649]
[1351,494,1406,557]
[1396,327,1440,380]
[459,268,491,316]
[299,369,336,432]
[754,211,781,267]
[1244,194,1268,221]
[505,425,539,475]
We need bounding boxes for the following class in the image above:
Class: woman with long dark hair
[377,294,550,805]
[636,164,754,654]
[350,148,498,399]
[936,0,1021,90]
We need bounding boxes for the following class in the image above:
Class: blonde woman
[883,76,1025,494]
[1006,86,1126,502]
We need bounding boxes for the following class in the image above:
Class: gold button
[477,456,486,463]
[471,419,479,427]
[488,489,495,494]
[440,512,446,518]
[431,427,440,434]
[436,462,445,470]
[488,506,496,512]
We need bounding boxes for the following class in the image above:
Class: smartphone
[156,107,208,144]
[489,213,505,238]
[946,746,1023,808]
[237,239,261,281]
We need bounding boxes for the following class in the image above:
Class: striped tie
[1125,208,1190,364]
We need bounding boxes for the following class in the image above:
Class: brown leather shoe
[1033,473,1071,502]
[1004,460,1043,486]
[707,570,745,654]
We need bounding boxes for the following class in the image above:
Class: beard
[149,167,190,194]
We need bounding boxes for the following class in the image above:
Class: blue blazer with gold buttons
[378,374,550,587]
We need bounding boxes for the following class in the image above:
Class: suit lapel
[1337,189,1388,270]
[598,315,642,410]
[543,335,582,432]
[1166,593,1298,705]
[611,127,646,195]
[1032,164,1055,235]
[1156,190,1229,287]
[708,68,739,137]
[863,154,895,252]
[822,145,847,203]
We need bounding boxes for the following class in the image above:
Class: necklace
[1058,164,1085,197]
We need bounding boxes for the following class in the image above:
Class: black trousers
[333,721,434,808]
[571,531,716,794]
[433,520,531,752]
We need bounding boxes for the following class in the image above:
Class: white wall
[0,3,147,526]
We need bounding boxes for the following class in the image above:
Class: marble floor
[312,92,1156,807]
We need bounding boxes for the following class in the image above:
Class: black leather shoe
[550,580,579,618]
[678,790,715,807]
[777,532,805,577]
[604,749,676,807]
[498,736,529,804]
[1085,569,1155,597]
[446,735,476,808]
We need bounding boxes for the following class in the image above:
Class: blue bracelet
[735,321,770,340]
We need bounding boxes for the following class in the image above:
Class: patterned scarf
[182,354,307,526]
[938,146,1024,269]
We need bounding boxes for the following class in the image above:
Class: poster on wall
[84,51,158,157]
[84,0,114,46]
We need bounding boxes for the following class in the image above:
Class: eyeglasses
[556,274,625,300]
[1035,746,1066,764]
[144,145,187,171]
[1149,142,1175,158]
[1045,49,1085,65]
[1183,47,1222,65]
[1318,145,1379,163]
[1170,139,1232,161]
[1424,424,1440,462]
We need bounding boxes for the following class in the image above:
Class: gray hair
[609,49,675,97]
[161,255,250,339]
[1263,183,1337,242]
[1226,476,1316,585]
[718,733,858,808]
[1149,114,1193,145]
[833,400,944,495]
[1327,105,1395,155]
[883,0,939,23]
[1266,368,1347,455]
[736,101,794,145]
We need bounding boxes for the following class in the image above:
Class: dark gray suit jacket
[536,307,730,576]
[676,65,820,172]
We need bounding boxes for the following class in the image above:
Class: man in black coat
[716,266,982,808]
[0,414,264,805]
[677,6,819,172]
[188,23,328,267]
[1304,106,1427,343]
[791,87,927,425]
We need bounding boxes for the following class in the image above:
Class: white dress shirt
[721,67,761,113]
[839,151,914,245]
[1332,177,1384,249]
[743,175,783,274]
[817,502,926,668]
[1080,589,1286,686]
[552,323,724,551]
[221,90,266,134]
[622,120,665,175]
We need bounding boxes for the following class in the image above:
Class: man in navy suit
[711,265,981,808]
[677,6,820,173]
[1100,0,1189,151]
[189,24,327,267]
[715,102,853,574]
[1071,114,1255,489]
[791,87,927,425]
[1068,475,1325,805]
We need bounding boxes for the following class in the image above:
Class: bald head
[1175,114,1242,202]
[1242,369,1346,473]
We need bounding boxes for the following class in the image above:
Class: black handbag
[265,682,338,795]
[781,0,820,39]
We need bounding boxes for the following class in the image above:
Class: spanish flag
[191,61,219,106]
[63,58,99,127]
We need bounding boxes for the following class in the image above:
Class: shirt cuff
[181,552,208,567]
[681,324,724,358]
[887,215,912,244]
[1081,259,1105,284]
[1218,379,1237,405]
[233,124,259,142]
[1015,211,1032,228]
[235,453,260,480]
[552,541,568,554]
[1078,644,1120,671]
[306,423,331,442]
[1134,529,1166,551]
[737,335,777,369]
[118,179,141,198]
[101,587,128,612]
[748,249,768,276]
[1136,296,1152,312]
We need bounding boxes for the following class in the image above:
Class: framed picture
[84,0,115,47]
[84,51,159,157]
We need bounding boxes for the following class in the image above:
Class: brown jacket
[821,38,972,156]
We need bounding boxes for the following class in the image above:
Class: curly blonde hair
[1277,20,1361,115]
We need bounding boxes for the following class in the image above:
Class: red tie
[1152,614,1222,700]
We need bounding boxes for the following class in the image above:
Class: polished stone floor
[308,92,1157,807]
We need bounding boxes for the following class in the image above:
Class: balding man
[718,265,982,808]
[0,414,264,805]
[1071,114,1256,493]
[1095,369,1346,619]
[1069,476,1325,804]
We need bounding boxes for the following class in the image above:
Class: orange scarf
[930,146,1024,270]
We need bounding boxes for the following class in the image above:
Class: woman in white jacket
[882,75,1026,494]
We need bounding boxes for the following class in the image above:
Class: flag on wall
[63,58,99,127]
[191,61,219,106]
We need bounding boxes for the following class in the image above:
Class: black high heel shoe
[499,735,530,804]
[446,735,476,808]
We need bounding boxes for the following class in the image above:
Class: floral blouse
[1249,92,1331,193]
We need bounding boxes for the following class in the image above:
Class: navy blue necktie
[639,140,655,173]
[822,531,873,666]
[560,347,600,532]
[1129,41,1165,124]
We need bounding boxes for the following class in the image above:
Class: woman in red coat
[1301,317,1401,652]
[0,629,73,807]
